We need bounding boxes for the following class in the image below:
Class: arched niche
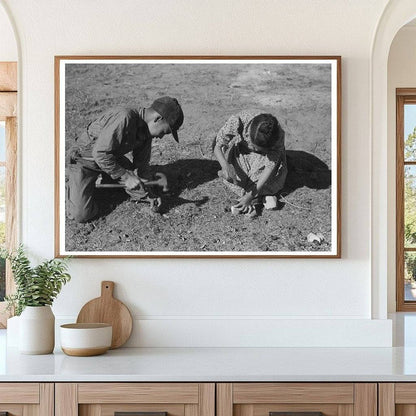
[372,0,416,319]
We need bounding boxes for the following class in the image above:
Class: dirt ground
[64,62,334,253]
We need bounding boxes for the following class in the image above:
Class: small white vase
[19,306,55,354]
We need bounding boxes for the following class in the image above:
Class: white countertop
[2,329,416,382]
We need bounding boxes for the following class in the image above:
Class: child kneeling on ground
[213,110,287,216]
[66,96,184,223]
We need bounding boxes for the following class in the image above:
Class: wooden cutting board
[76,281,133,349]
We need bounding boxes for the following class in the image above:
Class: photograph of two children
[55,56,341,258]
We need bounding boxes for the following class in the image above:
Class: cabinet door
[217,383,377,416]
[56,383,215,416]
[0,383,53,416]
[379,383,416,416]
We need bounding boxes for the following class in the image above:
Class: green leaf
[5,245,71,314]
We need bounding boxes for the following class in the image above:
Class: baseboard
[55,317,392,347]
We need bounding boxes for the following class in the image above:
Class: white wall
[0,3,16,61]
[387,25,416,312]
[0,0,393,346]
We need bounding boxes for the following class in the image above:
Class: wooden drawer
[379,383,416,416]
[0,383,53,415]
[56,383,215,416]
[217,383,377,416]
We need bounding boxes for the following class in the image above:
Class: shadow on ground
[93,153,330,217]
[93,158,220,216]
[152,158,220,193]
[151,158,220,212]
[284,150,331,193]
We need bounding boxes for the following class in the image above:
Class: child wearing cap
[66,96,184,223]
[213,110,287,215]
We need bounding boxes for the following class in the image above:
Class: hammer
[96,172,169,192]
[143,172,169,192]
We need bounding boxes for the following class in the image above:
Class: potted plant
[2,245,71,354]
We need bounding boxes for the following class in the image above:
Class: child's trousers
[66,159,102,223]
[66,157,148,223]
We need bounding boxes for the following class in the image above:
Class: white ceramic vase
[19,305,55,354]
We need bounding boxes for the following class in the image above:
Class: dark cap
[151,96,184,142]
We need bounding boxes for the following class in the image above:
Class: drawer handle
[270,413,324,416]
[115,412,167,416]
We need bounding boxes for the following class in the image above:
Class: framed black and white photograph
[55,56,341,258]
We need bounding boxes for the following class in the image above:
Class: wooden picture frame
[55,56,341,258]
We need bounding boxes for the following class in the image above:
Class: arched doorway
[371,0,416,319]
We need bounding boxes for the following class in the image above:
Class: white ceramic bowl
[60,323,112,356]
